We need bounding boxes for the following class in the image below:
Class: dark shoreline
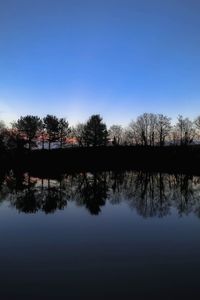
[1,145,200,176]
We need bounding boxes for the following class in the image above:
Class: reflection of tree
[170,174,200,217]
[105,171,171,218]
[107,171,200,219]
[71,173,108,215]
[7,174,69,214]
[122,172,200,218]
[125,172,171,218]
[109,171,125,204]
[1,170,200,218]
[41,180,68,214]
[14,189,39,213]
[0,169,7,204]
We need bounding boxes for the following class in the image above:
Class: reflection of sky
[1,0,200,126]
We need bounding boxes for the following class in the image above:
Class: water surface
[0,171,200,299]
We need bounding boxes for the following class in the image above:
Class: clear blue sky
[0,0,200,126]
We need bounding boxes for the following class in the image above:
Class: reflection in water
[0,170,200,217]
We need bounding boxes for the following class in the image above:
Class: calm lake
[0,170,200,299]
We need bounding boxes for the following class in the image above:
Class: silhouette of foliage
[58,118,70,148]
[83,115,108,147]
[43,115,59,149]
[13,115,42,150]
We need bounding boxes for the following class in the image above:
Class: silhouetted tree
[124,124,138,145]
[43,115,59,150]
[70,123,85,146]
[176,115,195,145]
[109,125,123,145]
[194,116,200,143]
[129,113,172,146]
[137,113,150,145]
[129,113,157,146]
[83,115,108,146]
[155,114,171,146]
[58,118,69,148]
[195,116,200,129]
[13,115,42,150]
[0,121,6,150]
[0,120,5,132]
[2,129,27,150]
[148,113,157,146]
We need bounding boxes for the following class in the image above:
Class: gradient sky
[0,0,200,126]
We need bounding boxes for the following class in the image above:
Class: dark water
[0,171,200,299]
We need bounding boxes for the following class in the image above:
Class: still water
[0,171,200,299]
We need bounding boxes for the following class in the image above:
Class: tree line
[1,113,200,150]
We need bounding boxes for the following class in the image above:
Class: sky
[0,0,200,127]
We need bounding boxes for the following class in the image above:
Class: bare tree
[169,126,179,145]
[176,115,195,145]
[194,116,200,143]
[128,122,140,145]
[109,125,123,145]
[129,113,157,146]
[136,113,149,146]
[127,113,172,146]
[155,114,171,146]
[148,113,157,146]
[70,123,85,146]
